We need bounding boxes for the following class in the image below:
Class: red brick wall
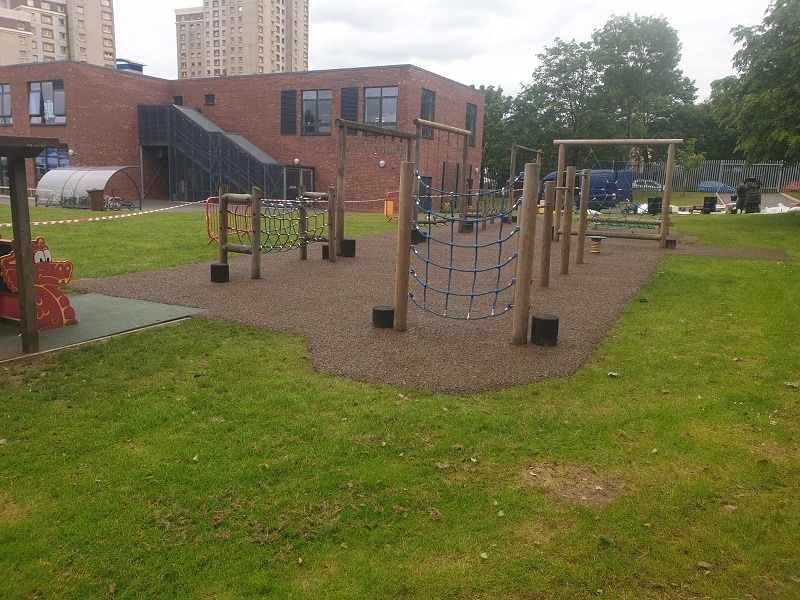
[0,62,484,207]
[168,65,484,208]
[0,61,172,197]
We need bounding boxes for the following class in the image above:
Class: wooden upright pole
[576,169,590,264]
[336,124,347,256]
[661,143,676,248]
[553,143,566,241]
[540,181,555,288]
[393,162,415,332]
[511,161,541,344]
[250,186,261,280]
[8,156,38,353]
[218,184,229,266]
[327,184,337,263]
[559,166,576,275]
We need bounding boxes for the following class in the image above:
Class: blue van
[538,170,618,211]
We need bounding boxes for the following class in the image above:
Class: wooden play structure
[210,183,341,282]
[335,118,414,255]
[392,156,542,345]
[0,236,77,331]
[0,135,62,353]
[551,138,683,253]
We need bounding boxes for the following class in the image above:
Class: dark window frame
[465,102,477,147]
[204,93,215,106]
[280,89,297,135]
[363,85,398,129]
[301,89,332,135]
[28,79,66,125]
[173,95,183,106]
[420,88,435,139]
[0,83,11,126]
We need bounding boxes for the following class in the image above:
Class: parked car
[780,180,800,193]
[539,170,617,211]
[632,179,663,191]
[697,180,735,193]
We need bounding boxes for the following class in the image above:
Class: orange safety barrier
[384,190,399,222]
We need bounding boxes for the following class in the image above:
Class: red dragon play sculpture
[0,236,78,331]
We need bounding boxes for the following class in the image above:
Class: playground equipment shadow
[0,293,204,362]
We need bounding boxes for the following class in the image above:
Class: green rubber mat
[0,293,204,361]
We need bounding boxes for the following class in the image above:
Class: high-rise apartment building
[0,0,115,68]
[176,0,308,79]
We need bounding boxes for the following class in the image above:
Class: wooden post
[218,184,229,265]
[575,169,590,264]
[336,124,346,256]
[327,184,337,263]
[661,143,676,248]
[461,132,470,224]
[8,156,38,353]
[540,181,555,288]
[298,204,308,260]
[250,187,261,279]
[511,161,541,344]
[559,166,576,275]
[553,143,566,241]
[393,161,415,332]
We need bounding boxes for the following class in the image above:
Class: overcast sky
[114,0,771,102]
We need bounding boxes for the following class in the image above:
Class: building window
[0,84,12,126]
[101,11,111,20]
[301,89,331,135]
[465,103,477,147]
[204,94,215,106]
[34,145,70,181]
[364,86,397,128]
[280,89,296,135]
[28,80,66,125]
[41,15,52,24]
[173,95,183,106]
[420,88,435,139]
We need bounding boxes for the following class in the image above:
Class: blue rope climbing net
[408,172,522,320]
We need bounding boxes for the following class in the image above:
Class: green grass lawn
[1,207,799,598]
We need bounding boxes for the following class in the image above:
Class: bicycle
[103,194,135,211]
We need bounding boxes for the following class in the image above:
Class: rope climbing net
[408,172,522,320]
[206,196,329,253]
[576,147,664,232]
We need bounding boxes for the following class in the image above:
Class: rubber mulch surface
[73,220,788,395]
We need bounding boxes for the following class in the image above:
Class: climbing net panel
[575,148,664,232]
[206,196,329,252]
[408,172,522,320]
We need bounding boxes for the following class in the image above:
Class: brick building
[0,60,484,204]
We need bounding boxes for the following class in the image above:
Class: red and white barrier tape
[0,202,197,229]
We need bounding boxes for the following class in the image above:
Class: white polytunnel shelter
[34,166,142,210]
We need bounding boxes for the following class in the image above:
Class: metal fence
[479,160,800,193]
[640,160,800,193]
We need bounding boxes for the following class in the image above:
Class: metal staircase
[138,104,285,201]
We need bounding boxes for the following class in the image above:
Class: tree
[477,85,513,180]
[712,0,800,162]
[510,38,610,168]
[590,14,696,138]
